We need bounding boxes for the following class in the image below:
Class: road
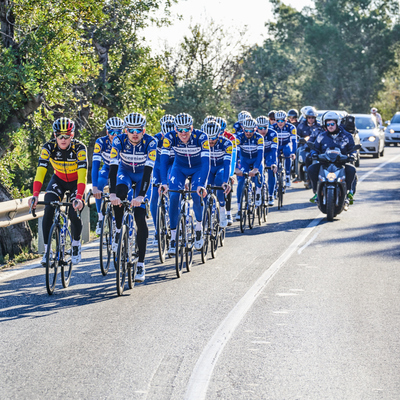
[1,147,400,400]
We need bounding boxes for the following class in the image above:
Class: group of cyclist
[29,105,359,283]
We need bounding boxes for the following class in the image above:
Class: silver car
[353,114,385,158]
[384,112,400,146]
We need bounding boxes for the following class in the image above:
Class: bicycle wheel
[257,204,262,226]
[211,205,219,258]
[99,211,112,276]
[116,225,128,295]
[46,224,59,295]
[248,186,255,229]
[175,214,185,278]
[185,213,194,272]
[156,200,167,263]
[200,207,210,264]
[61,227,73,288]
[239,187,248,233]
[219,227,225,247]
[262,184,268,222]
[278,172,284,210]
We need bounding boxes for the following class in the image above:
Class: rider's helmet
[255,116,269,127]
[174,113,193,128]
[371,107,378,113]
[124,112,146,127]
[242,117,257,130]
[268,110,277,120]
[238,111,251,123]
[304,107,318,118]
[275,110,287,121]
[105,117,124,131]
[204,115,217,124]
[322,111,341,128]
[161,120,175,135]
[300,106,313,118]
[53,117,75,134]
[287,109,299,119]
[215,116,227,132]
[204,121,221,139]
[160,114,175,124]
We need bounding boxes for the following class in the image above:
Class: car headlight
[368,136,377,142]
[390,129,395,134]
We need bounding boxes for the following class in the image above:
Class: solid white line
[297,227,322,254]
[184,216,324,400]
[358,154,400,183]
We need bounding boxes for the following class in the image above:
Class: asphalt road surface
[1,147,399,400]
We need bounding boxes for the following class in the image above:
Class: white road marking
[358,154,400,183]
[297,227,322,254]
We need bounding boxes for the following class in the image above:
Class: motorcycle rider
[308,111,357,205]
[287,109,299,127]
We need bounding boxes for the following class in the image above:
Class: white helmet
[242,117,256,129]
[371,107,377,113]
[300,106,313,118]
[161,120,175,135]
[204,115,217,124]
[124,112,146,128]
[160,114,175,124]
[204,121,221,139]
[256,116,269,127]
[174,113,193,128]
[323,111,341,127]
[238,111,251,123]
[106,117,124,130]
[275,110,287,120]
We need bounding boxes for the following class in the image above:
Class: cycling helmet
[161,120,175,135]
[238,111,251,123]
[53,117,75,133]
[322,111,341,127]
[105,117,124,130]
[160,114,175,124]
[256,116,269,126]
[174,113,193,128]
[204,115,217,124]
[268,110,277,119]
[287,109,299,118]
[371,107,377,113]
[275,110,287,121]
[200,123,207,132]
[204,121,221,139]
[215,117,227,131]
[124,112,146,128]
[305,107,318,118]
[242,117,257,129]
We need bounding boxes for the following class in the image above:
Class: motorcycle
[309,143,361,221]
[294,136,311,188]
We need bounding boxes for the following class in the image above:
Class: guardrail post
[38,216,45,254]
[81,204,90,243]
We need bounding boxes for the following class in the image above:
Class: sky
[142,0,313,52]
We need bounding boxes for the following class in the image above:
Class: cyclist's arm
[91,139,103,188]
[290,126,297,153]
[108,138,121,194]
[199,135,211,187]
[76,144,88,201]
[255,136,264,170]
[223,143,233,183]
[138,139,156,197]
[32,145,51,196]
[160,134,172,185]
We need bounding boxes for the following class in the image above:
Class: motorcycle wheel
[326,187,335,222]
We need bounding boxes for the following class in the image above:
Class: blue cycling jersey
[232,121,243,135]
[235,131,264,171]
[160,129,210,187]
[260,128,278,166]
[272,122,297,153]
[209,136,233,184]
[92,135,113,187]
[154,132,175,167]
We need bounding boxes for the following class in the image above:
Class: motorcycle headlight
[368,136,376,142]
[326,172,336,181]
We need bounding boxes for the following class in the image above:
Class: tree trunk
[0,182,33,260]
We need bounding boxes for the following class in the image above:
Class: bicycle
[31,199,77,295]
[168,187,199,278]
[276,153,287,210]
[256,169,269,225]
[154,183,171,264]
[202,185,226,260]
[239,172,260,233]
[115,200,140,296]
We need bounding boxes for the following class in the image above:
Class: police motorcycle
[308,142,361,221]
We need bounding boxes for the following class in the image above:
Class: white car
[384,112,400,146]
[353,114,385,158]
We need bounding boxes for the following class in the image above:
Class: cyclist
[232,111,251,135]
[256,116,278,206]
[371,107,383,127]
[234,117,264,220]
[149,116,175,245]
[92,117,124,234]
[272,110,297,187]
[205,121,233,228]
[28,117,87,265]
[268,110,277,128]
[109,112,157,283]
[159,113,210,255]
[287,109,299,127]
[308,111,357,204]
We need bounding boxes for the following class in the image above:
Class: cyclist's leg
[134,207,148,263]
[95,165,109,215]
[149,166,161,232]
[283,144,292,177]
[69,184,85,264]
[214,167,226,207]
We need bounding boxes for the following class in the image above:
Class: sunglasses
[126,128,143,134]
[107,129,123,135]
[55,132,72,139]
[257,126,267,130]
[307,116,316,119]
[277,119,285,123]
[244,129,254,133]
[326,122,336,127]
[177,127,191,133]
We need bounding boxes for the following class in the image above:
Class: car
[384,112,400,146]
[316,110,361,166]
[353,113,385,158]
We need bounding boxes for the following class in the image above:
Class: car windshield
[391,114,400,124]
[355,117,376,130]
